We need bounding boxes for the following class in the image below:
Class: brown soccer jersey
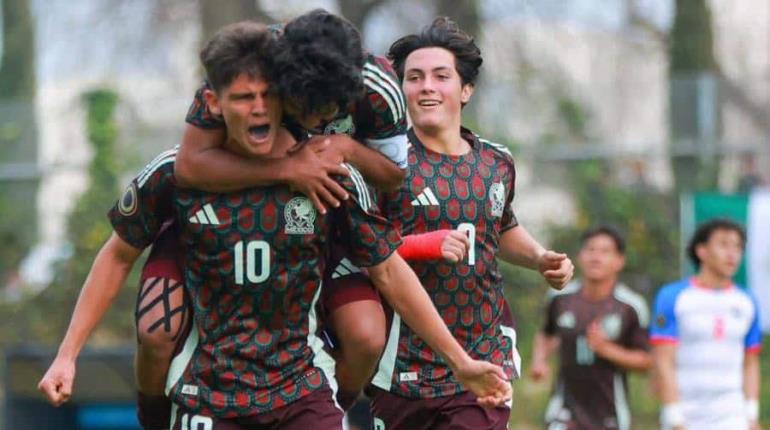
[542,282,649,430]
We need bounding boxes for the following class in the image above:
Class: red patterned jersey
[109,149,401,417]
[370,127,521,399]
[186,53,408,169]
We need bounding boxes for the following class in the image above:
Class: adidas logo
[410,188,439,206]
[331,258,361,279]
[189,204,221,225]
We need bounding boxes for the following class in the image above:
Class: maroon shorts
[141,222,184,282]
[322,242,380,314]
[169,385,343,430]
[369,387,511,430]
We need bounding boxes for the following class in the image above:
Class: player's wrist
[660,402,685,429]
[745,398,759,422]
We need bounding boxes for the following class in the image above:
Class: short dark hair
[687,218,746,268]
[273,9,365,117]
[580,225,626,255]
[388,16,483,86]
[200,21,277,94]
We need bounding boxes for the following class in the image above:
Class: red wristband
[397,230,451,261]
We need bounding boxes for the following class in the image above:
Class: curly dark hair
[687,218,746,268]
[388,16,482,86]
[199,21,277,94]
[273,9,365,118]
[580,225,626,255]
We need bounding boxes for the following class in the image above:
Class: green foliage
[669,0,716,73]
[1,89,138,345]
[0,0,36,98]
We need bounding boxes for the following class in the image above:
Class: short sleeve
[331,164,401,267]
[500,177,518,233]
[108,149,177,250]
[542,295,559,336]
[625,306,651,351]
[745,290,762,353]
[185,81,225,130]
[355,55,408,168]
[649,284,681,344]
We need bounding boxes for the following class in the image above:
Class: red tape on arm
[397,230,451,261]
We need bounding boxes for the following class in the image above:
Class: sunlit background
[0,0,768,429]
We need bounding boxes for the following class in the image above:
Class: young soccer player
[651,219,762,430]
[132,9,413,426]
[353,17,574,429]
[38,21,510,429]
[530,226,651,430]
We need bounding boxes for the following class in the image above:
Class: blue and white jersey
[650,277,762,428]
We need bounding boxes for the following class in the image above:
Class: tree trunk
[199,0,274,42]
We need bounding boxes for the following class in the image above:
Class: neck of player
[581,277,617,300]
[413,122,471,156]
[696,266,733,289]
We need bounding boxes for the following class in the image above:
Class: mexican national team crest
[601,313,622,340]
[323,115,355,135]
[285,196,316,234]
[489,182,505,217]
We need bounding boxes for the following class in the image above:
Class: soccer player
[38,21,510,429]
[530,226,651,430]
[135,9,413,426]
[354,17,574,429]
[651,219,762,430]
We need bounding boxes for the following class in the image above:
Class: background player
[650,219,762,430]
[38,21,511,430]
[358,17,574,429]
[530,226,651,430]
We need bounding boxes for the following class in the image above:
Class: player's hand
[441,230,471,263]
[285,139,349,214]
[454,359,512,408]
[37,356,76,407]
[586,320,609,354]
[748,422,760,430]
[528,360,550,382]
[537,251,574,290]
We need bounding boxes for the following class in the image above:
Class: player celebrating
[39,21,510,429]
[127,9,411,427]
[651,219,762,430]
[356,17,574,429]
[530,226,651,430]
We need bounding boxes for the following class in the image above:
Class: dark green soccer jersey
[109,148,401,417]
[371,128,521,399]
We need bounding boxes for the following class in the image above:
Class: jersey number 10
[234,240,271,284]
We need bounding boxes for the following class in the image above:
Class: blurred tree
[434,0,479,39]
[0,89,138,345]
[0,0,38,291]
[669,0,716,74]
[199,0,274,42]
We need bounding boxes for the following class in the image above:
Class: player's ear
[204,89,222,116]
[460,83,474,104]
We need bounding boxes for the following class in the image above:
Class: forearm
[596,343,652,372]
[653,347,680,404]
[369,255,470,370]
[498,225,546,270]
[57,235,138,360]
[175,126,288,191]
[743,352,760,400]
[532,332,558,365]
[344,137,405,192]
